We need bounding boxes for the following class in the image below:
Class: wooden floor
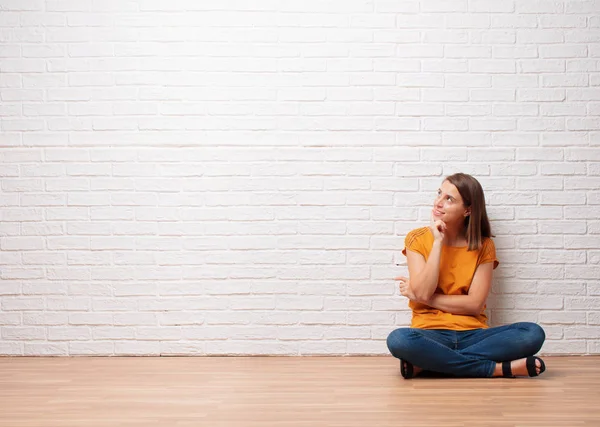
[0,356,599,427]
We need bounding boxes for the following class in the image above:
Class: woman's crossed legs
[386,322,546,378]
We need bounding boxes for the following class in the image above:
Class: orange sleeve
[402,228,428,259]
[479,238,499,269]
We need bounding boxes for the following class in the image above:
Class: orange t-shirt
[402,227,499,331]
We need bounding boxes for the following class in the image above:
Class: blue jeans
[386,322,546,378]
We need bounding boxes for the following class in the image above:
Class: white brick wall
[1,0,599,356]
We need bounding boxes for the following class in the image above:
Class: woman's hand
[395,276,419,302]
[429,211,446,243]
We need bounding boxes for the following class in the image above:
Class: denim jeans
[386,322,546,378]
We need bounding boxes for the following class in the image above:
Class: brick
[0,3,598,357]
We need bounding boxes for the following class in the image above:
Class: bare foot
[493,357,543,377]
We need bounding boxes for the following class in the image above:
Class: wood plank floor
[0,356,599,427]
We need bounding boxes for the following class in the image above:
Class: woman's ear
[464,209,471,217]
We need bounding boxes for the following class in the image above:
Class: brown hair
[445,173,493,251]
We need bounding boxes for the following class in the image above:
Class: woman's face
[432,180,469,224]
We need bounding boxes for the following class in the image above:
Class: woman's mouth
[433,209,444,216]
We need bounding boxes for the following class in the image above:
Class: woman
[387,173,546,379]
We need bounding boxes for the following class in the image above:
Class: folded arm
[404,241,442,302]
[425,261,494,316]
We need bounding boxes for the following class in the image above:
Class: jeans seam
[410,331,488,364]
[410,331,452,349]
[458,326,513,352]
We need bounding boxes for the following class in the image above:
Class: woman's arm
[404,242,442,302]
[426,262,494,316]
[403,216,447,301]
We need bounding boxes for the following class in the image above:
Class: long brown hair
[445,173,493,251]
